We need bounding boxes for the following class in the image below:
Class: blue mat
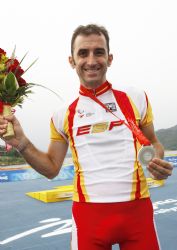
[0,167,177,249]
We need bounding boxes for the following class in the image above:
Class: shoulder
[112,83,152,122]
[115,84,145,97]
[52,97,79,124]
[113,84,147,106]
[52,103,68,123]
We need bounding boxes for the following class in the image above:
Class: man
[0,24,173,250]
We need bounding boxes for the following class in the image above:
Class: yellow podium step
[26,178,164,203]
[26,185,74,203]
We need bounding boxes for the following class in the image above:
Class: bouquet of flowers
[0,47,37,139]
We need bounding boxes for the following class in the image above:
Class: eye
[95,49,105,56]
[78,49,88,57]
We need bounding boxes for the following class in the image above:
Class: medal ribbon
[80,82,151,146]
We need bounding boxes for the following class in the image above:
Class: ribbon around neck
[80,84,151,146]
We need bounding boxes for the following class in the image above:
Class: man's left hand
[147,158,173,180]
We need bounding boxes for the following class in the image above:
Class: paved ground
[0,168,177,250]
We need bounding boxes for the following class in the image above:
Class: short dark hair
[71,24,110,56]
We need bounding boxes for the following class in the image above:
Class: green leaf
[3,72,19,96]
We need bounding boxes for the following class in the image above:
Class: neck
[81,81,106,90]
[79,81,111,97]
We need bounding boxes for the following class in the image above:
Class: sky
[1,0,177,150]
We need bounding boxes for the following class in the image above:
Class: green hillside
[156,125,177,150]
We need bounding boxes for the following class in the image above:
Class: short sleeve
[50,119,66,142]
[140,93,154,127]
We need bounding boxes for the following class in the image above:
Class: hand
[147,158,173,180]
[0,114,27,149]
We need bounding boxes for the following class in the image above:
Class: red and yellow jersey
[50,82,153,203]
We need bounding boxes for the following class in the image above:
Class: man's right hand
[0,114,28,150]
[0,113,68,179]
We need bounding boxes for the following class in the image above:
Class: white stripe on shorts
[71,214,78,250]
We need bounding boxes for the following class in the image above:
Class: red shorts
[71,198,160,250]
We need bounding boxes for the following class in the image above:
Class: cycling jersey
[50,81,153,203]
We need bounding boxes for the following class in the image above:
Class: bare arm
[140,123,173,179]
[140,123,164,159]
[19,139,68,179]
[0,114,68,179]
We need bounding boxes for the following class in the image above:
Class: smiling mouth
[85,70,99,73]
[84,67,101,73]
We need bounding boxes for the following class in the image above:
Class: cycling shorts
[71,198,160,250]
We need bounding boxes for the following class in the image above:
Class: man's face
[69,34,113,89]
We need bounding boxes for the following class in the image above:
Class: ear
[68,56,75,69]
[107,54,113,67]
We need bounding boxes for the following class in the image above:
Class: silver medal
[138,146,155,166]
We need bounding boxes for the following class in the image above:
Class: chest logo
[77,109,94,118]
[104,102,117,112]
[76,120,123,136]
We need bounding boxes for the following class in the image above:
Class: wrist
[16,137,30,153]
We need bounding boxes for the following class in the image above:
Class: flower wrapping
[0,47,35,139]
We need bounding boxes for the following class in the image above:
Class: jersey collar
[79,81,112,97]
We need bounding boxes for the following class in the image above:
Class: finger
[0,124,8,134]
[0,117,8,125]
[149,162,172,175]
[147,167,168,180]
[151,158,173,171]
[147,161,173,179]
[148,169,168,180]
[0,123,8,130]
[3,114,14,122]
[147,170,171,180]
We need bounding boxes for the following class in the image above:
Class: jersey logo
[76,120,123,136]
[104,102,117,112]
[77,109,94,118]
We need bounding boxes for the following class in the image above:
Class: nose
[87,52,97,65]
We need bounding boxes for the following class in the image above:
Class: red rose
[0,48,6,55]
[6,58,25,81]
[7,59,20,72]
[0,48,6,59]
[14,67,24,78]
[5,58,27,86]
[18,77,27,87]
